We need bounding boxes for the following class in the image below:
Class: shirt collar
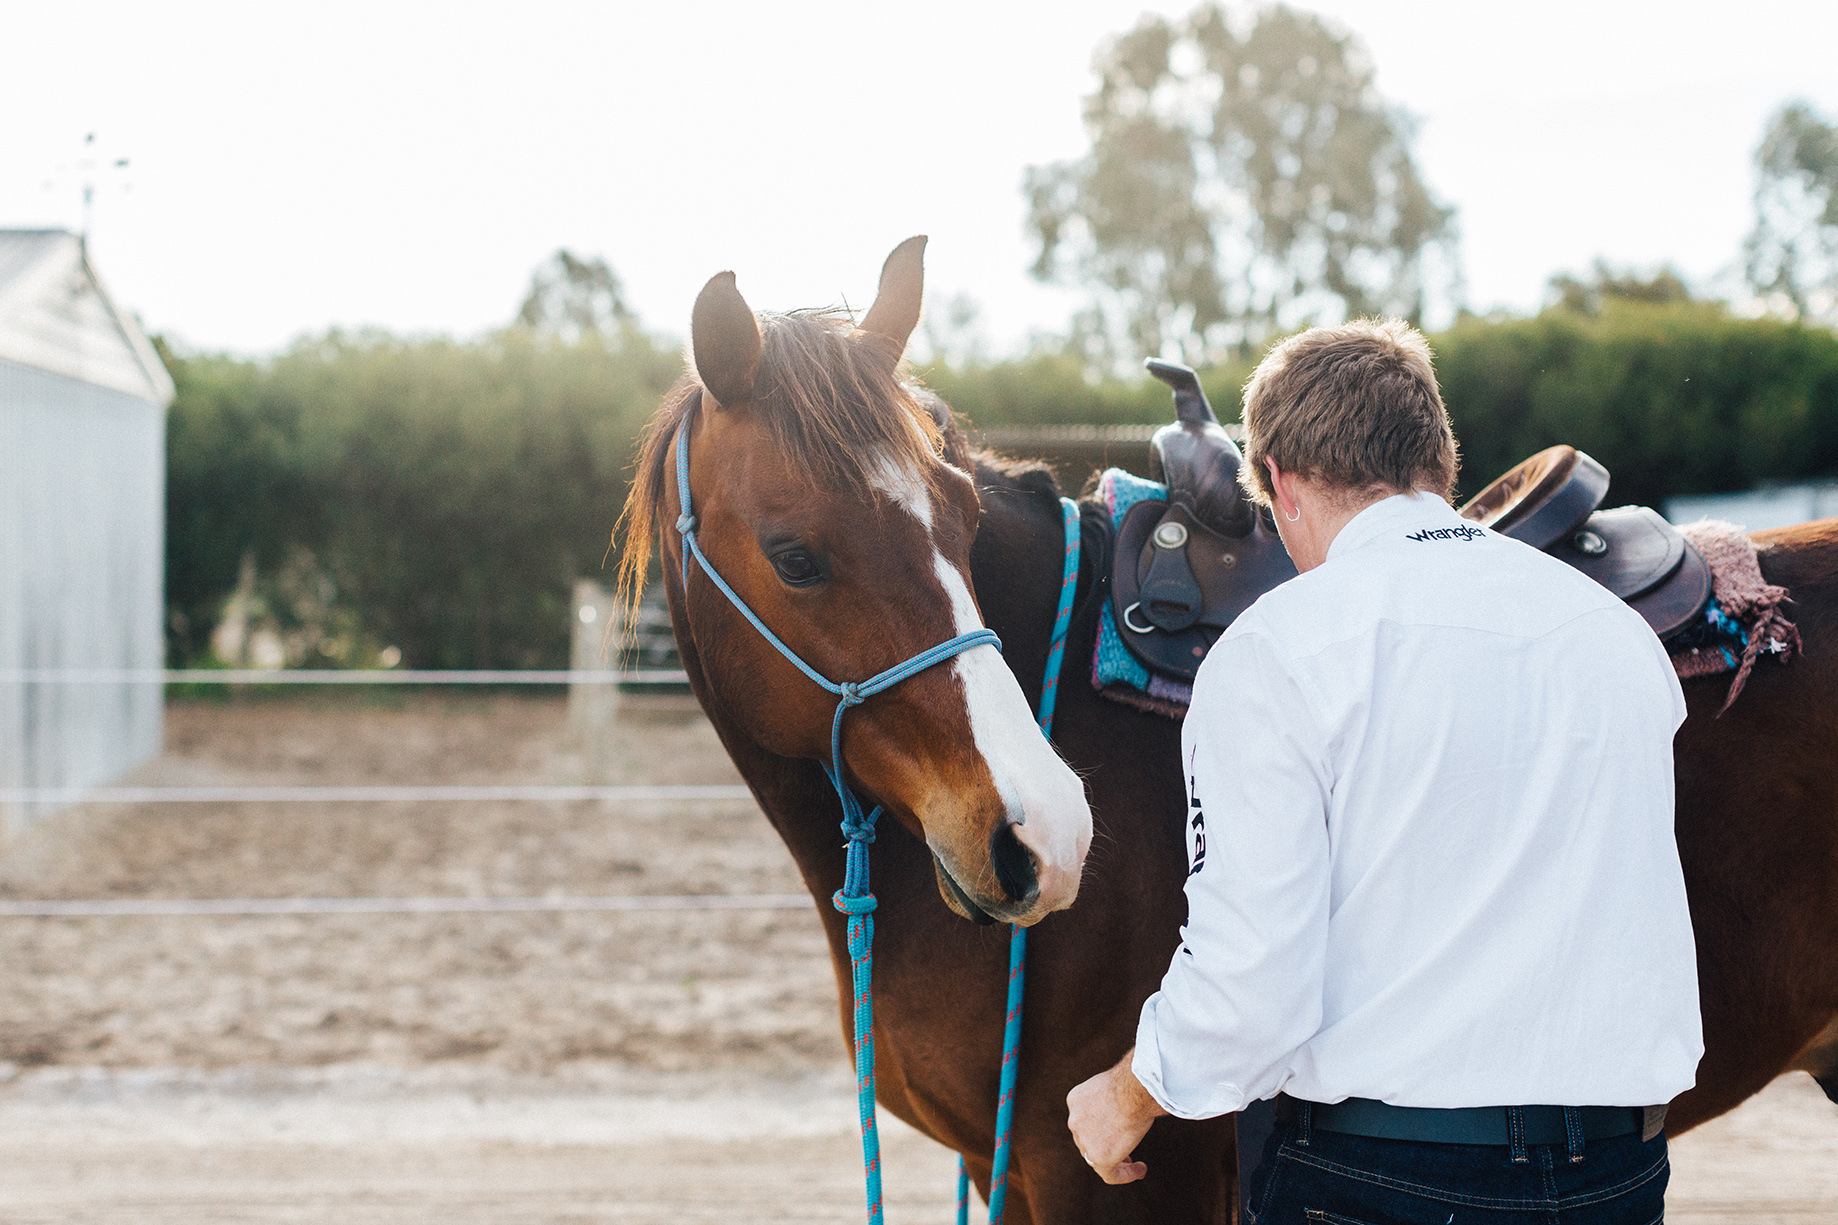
[1326,492,1464,563]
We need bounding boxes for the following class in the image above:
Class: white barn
[0,230,171,835]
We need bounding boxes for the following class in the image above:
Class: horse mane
[617,309,945,616]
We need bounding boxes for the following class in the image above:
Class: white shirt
[1132,492,1702,1117]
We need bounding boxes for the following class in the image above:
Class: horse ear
[691,271,762,408]
[859,235,927,357]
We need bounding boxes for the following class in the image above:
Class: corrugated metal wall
[0,358,164,834]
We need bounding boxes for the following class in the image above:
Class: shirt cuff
[1132,991,1247,1120]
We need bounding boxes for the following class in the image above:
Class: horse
[619,238,1838,1222]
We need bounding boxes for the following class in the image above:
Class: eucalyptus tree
[516,249,634,341]
[1746,101,1838,324]
[1026,3,1456,367]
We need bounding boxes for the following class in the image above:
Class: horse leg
[1791,1015,1838,1104]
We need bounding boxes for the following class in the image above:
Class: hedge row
[161,303,1838,666]
[926,304,1838,510]
[1432,303,1838,508]
[162,328,679,668]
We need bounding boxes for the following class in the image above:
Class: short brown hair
[1238,319,1458,506]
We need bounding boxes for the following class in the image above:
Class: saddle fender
[1112,501,1297,683]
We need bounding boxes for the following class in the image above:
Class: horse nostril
[989,822,1039,906]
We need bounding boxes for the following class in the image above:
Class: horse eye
[771,549,823,586]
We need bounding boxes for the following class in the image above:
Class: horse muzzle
[930,808,1087,927]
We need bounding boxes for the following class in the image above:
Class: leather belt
[1273,1095,1650,1146]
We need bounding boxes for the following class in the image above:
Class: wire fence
[0,894,808,918]
[1,669,687,685]
[0,667,775,918]
[0,784,753,805]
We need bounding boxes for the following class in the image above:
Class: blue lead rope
[966,495,1080,1225]
[674,407,1081,1224]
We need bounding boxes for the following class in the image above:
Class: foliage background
[161,327,680,668]
[160,302,1838,668]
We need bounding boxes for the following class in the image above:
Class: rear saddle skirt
[1111,361,1713,685]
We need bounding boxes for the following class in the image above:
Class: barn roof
[0,229,174,406]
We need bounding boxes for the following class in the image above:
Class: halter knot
[675,511,698,535]
[832,891,879,915]
[838,681,866,707]
[840,812,879,844]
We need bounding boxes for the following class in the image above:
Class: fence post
[570,579,623,784]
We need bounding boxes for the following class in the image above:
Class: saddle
[1110,361,1296,683]
[1109,364,1713,685]
[1456,445,1712,639]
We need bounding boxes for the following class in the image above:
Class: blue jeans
[1244,1110,1669,1224]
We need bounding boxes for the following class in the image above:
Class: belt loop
[1506,1106,1528,1163]
[1296,1100,1313,1147]
[1563,1106,1585,1163]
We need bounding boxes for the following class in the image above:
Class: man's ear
[1264,457,1301,520]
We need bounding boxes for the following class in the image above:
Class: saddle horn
[1145,358,1254,538]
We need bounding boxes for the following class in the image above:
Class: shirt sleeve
[1132,626,1334,1119]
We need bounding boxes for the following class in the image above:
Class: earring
[1284,505,1301,523]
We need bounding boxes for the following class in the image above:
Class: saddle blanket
[1667,520,1801,712]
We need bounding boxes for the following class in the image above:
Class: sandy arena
[0,693,1830,1222]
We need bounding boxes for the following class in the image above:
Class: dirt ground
[0,693,1828,1222]
[0,694,833,1076]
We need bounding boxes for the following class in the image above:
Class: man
[1067,320,1701,1222]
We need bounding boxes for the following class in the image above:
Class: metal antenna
[75,131,130,246]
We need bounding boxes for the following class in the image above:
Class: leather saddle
[1455,445,1712,640]
[1110,365,1713,685]
[1111,360,1297,683]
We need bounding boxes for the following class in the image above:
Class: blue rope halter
[672,404,1082,1225]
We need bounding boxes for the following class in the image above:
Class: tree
[1548,261,1692,316]
[1026,3,1456,367]
[515,249,634,340]
[1746,102,1838,324]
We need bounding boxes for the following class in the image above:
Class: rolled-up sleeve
[1132,627,1332,1119]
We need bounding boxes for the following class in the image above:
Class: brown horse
[620,239,1838,1222]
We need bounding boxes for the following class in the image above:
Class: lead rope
[673,407,1079,1225]
[962,496,1081,1225]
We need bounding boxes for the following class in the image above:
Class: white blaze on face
[932,555,1092,908]
[869,456,933,531]
[870,456,1093,914]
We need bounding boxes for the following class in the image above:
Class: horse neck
[963,464,1076,706]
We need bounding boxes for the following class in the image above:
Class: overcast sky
[5,1,1836,356]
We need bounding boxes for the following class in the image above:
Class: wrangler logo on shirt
[1404,525,1485,542]
[1187,745,1206,877]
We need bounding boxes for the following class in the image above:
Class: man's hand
[1066,1046,1166,1184]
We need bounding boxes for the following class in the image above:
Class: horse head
[625,238,1092,926]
